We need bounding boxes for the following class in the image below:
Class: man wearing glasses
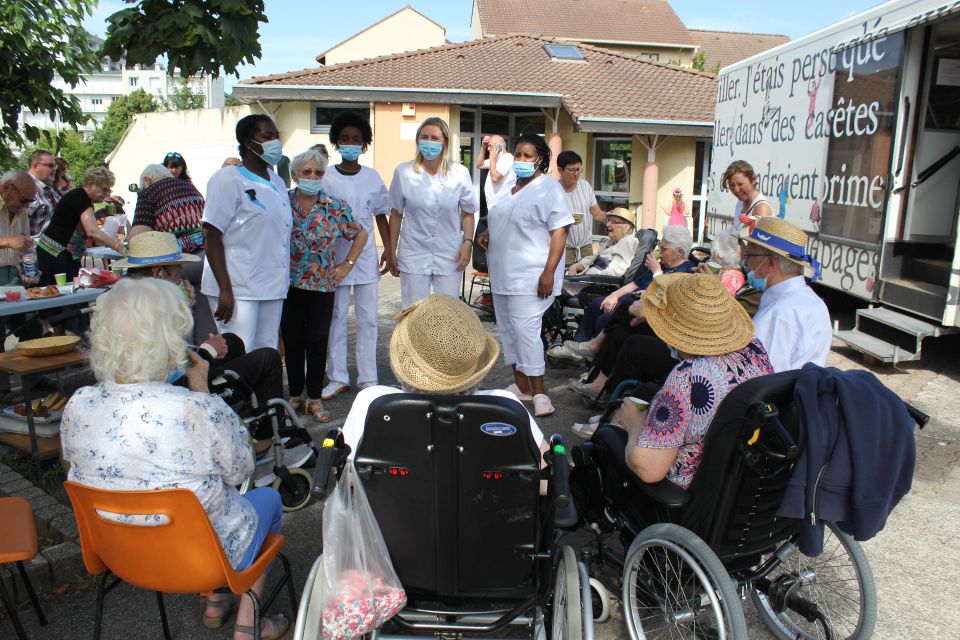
[26,149,60,236]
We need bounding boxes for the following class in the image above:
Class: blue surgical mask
[746,270,767,292]
[418,141,444,160]
[166,368,185,385]
[339,145,362,162]
[296,178,324,196]
[252,138,282,165]
[513,161,537,178]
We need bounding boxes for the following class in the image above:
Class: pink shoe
[533,394,555,417]
[504,383,533,402]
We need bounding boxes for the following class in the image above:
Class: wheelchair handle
[548,435,579,529]
[905,402,929,429]
[312,427,345,499]
[746,401,799,461]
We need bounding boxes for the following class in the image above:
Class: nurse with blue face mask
[388,117,478,308]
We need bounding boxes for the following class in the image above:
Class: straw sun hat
[390,294,500,393]
[112,231,200,269]
[642,273,753,356]
[742,217,821,280]
[607,207,636,227]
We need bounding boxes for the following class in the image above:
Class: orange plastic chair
[0,497,48,639]
[64,482,295,640]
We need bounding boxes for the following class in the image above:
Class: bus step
[834,329,921,364]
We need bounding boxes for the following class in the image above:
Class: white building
[22,35,225,136]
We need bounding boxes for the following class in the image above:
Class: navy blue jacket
[777,363,915,555]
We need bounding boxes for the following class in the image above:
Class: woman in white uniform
[477,133,572,417]
[388,117,477,308]
[320,111,393,400]
[201,114,292,351]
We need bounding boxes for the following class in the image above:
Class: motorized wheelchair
[294,392,595,639]
[570,370,927,639]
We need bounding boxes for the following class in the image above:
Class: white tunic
[389,161,477,276]
[201,166,292,300]
[752,275,832,373]
[486,175,573,296]
[322,166,391,286]
[481,152,516,204]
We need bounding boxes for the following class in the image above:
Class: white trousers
[492,293,553,377]
[326,281,379,386]
[207,297,283,351]
[399,271,462,308]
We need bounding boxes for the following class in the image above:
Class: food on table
[9,392,69,417]
[25,286,63,299]
[4,290,21,301]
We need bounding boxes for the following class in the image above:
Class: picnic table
[0,286,108,318]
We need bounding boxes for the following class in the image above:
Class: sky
[82,0,887,90]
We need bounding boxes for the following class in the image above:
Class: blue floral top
[636,338,774,489]
[288,189,359,292]
[60,381,257,567]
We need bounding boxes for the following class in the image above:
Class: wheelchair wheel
[622,523,746,640]
[751,522,877,640]
[551,545,584,640]
[588,578,611,623]
[273,467,313,512]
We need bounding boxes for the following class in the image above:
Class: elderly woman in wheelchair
[296,294,594,640]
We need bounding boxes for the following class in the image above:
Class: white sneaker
[547,344,586,364]
[588,414,603,425]
[320,381,349,400]
[573,422,598,438]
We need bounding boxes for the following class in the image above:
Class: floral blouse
[636,338,774,489]
[288,189,360,292]
[60,381,257,568]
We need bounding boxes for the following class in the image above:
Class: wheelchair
[295,393,595,639]
[569,370,925,640]
[210,370,316,512]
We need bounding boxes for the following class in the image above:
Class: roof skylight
[543,44,585,61]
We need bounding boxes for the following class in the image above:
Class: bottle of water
[21,248,38,279]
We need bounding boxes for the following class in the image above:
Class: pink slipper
[504,383,533,401]
[533,394,555,417]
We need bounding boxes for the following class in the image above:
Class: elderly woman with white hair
[698,231,745,296]
[60,278,289,639]
[281,148,366,422]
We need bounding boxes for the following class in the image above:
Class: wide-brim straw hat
[607,207,636,227]
[742,217,820,278]
[643,273,753,356]
[390,294,500,393]
[112,231,201,268]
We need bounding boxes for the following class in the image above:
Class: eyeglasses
[563,167,583,175]
[299,169,325,177]
[8,184,35,207]
[35,162,57,170]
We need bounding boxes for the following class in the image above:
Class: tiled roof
[689,29,790,71]
[242,35,716,125]
[475,0,696,47]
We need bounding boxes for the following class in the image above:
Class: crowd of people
[0,114,838,638]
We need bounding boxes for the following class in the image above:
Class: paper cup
[706,261,721,274]
[626,396,649,411]
[54,273,67,286]
[572,212,584,224]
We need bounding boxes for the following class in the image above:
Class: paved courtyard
[2,275,958,639]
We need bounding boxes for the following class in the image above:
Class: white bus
[705,0,960,362]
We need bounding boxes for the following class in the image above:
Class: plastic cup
[626,396,649,411]
[706,261,721,274]
[54,273,67,287]
[572,212,584,224]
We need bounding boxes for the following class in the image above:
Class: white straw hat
[112,231,200,269]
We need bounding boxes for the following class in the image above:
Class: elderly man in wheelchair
[569,273,923,639]
[296,294,594,640]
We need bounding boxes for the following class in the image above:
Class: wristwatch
[346,259,355,266]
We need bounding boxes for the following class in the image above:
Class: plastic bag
[321,462,406,639]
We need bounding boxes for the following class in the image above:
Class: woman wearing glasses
[556,151,605,267]
[162,151,192,183]
[281,149,366,422]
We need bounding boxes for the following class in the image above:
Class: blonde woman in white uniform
[477,133,572,417]
[388,117,477,308]
[320,111,393,400]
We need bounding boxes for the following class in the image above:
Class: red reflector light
[482,471,504,480]
[388,467,410,476]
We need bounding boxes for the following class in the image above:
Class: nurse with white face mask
[320,110,393,400]
[388,117,477,308]
[477,133,572,417]
[201,114,292,351]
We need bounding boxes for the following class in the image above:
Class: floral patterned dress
[288,189,359,292]
[60,381,257,567]
[635,338,774,489]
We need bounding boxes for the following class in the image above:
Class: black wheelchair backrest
[682,370,802,564]
[355,393,543,600]
[622,227,659,283]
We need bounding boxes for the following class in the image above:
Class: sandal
[234,613,288,640]
[288,395,304,413]
[202,594,239,629]
[306,398,331,423]
[533,394,555,417]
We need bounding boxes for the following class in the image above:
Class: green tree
[163,80,207,111]
[88,89,159,162]
[102,0,267,79]
[691,50,708,72]
[224,93,243,107]
[0,0,100,167]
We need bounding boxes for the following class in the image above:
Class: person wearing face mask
[281,149,366,422]
[320,111,393,400]
[477,133,572,417]
[742,217,830,372]
[201,114,293,352]
[388,117,477,308]
[723,160,772,234]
